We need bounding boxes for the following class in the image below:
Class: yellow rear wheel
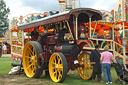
[23,41,43,78]
[49,52,67,83]
[78,52,93,80]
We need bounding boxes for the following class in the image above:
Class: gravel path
[1,54,11,57]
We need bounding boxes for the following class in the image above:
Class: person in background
[85,27,88,39]
[31,27,39,40]
[3,44,7,54]
[90,44,103,82]
[100,46,113,84]
[0,44,2,57]
[116,31,122,44]
[109,27,112,39]
[98,25,105,39]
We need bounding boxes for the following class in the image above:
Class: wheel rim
[23,43,37,77]
[49,53,63,82]
[78,52,93,80]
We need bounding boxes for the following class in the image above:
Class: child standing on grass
[100,46,113,84]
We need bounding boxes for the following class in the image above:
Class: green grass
[0,57,12,77]
[0,57,121,85]
[37,68,118,85]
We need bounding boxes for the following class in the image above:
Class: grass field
[0,57,122,85]
[0,57,12,77]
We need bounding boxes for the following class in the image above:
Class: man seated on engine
[58,25,68,43]
[31,27,39,40]
[37,27,48,45]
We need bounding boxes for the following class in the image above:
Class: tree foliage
[0,0,10,37]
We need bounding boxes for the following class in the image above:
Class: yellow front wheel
[78,52,93,80]
[49,52,67,83]
[23,41,43,78]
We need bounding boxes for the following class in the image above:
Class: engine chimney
[65,0,72,10]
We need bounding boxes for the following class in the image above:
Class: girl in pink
[100,46,113,84]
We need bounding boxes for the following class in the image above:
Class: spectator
[3,44,7,54]
[0,44,2,57]
[90,44,103,82]
[98,25,105,39]
[116,31,122,44]
[100,46,113,84]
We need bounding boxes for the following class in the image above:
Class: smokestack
[65,0,72,9]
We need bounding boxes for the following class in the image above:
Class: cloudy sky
[4,0,119,19]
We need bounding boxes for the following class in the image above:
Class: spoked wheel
[23,41,44,78]
[49,52,67,83]
[78,52,93,80]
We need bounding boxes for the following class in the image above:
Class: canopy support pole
[123,21,126,64]
[65,20,74,40]
[27,28,30,41]
[112,23,115,61]
[112,23,114,40]
[92,21,97,38]
[10,31,12,54]
[89,18,91,38]
[76,17,78,40]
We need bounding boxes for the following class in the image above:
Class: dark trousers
[92,72,102,81]
[92,64,102,81]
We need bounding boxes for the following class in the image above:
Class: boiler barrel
[62,44,80,57]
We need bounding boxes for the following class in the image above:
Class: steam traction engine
[18,8,102,83]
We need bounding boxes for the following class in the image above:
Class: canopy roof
[17,8,102,30]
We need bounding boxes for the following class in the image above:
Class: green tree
[0,0,10,37]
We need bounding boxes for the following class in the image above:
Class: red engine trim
[54,45,62,52]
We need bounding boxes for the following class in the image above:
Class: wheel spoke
[54,56,57,64]
[33,47,35,55]
[26,64,33,69]
[53,71,57,77]
[58,57,62,65]
[58,64,63,70]
[34,67,36,71]
[58,71,62,79]
[52,61,56,64]
[88,62,91,65]
[58,58,60,64]
[86,69,89,77]
[86,55,89,62]
[79,67,83,71]
[31,65,34,71]
[33,61,36,66]
[89,66,93,68]
[83,58,86,62]
[34,60,37,63]
[25,56,31,59]
[27,46,33,56]
[29,51,33,57]
[85,70,87,76]
[32,65,36,73]
[83,69,85,74]
[89,68,92,73]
